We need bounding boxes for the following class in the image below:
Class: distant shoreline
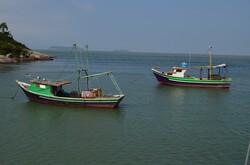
[45,47,250,57]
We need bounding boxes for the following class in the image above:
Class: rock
[6,53,13,58]
[0,55,17,63]
[30,51,54,61]
[0,50,53,64]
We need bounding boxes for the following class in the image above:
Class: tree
[0,22,8,33]
[0,22,30,57]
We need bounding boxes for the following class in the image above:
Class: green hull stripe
[39,95,121,103]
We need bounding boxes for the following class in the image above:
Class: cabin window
[167,71,173,75]
[176,69,182,72]
[39,84,46,89]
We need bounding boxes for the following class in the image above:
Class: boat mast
[85,44,89,70]
[73,44,81,96]
[85,44,89,90]
[209,46,212,80]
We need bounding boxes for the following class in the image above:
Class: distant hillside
[49,46,72,51]
[49,46,85,51]
[0,22,30,57]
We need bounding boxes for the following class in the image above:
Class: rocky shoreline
[0,51,54,64]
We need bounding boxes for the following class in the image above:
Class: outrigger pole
[81,72,124,95]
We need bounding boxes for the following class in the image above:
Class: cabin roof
[30,79,72,86]
[172,67,188,70]
[195,63,227,69]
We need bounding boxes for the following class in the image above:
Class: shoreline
[0,51,54,64]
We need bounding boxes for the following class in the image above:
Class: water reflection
[22,101,124,123]
[155,85,231,110]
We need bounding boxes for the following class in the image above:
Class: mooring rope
[0,84,19,100]
[11,84,19,99]
[187,47,211,69]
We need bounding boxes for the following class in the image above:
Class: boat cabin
[28,79,104,98]
[167,67,187,77]
[28,79,71,96]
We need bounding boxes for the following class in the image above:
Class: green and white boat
[152,46,232,88]
[16,44,125,108]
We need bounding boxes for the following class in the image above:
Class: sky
[1,0,250,55]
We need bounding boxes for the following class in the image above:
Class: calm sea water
[0,50,250,165]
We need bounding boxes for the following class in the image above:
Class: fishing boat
[16,44,125,108]
[152,46,232,88]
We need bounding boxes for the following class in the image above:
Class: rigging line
[78,46,84,70]
[56,72,75,81]
[56,46,74,80]
[93,77,100,89]
[73,44,81,95]
[187,48,211,69]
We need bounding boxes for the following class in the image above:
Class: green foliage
[0,22,29,57]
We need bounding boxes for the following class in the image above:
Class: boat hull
[17,81,124,108]
[152,69,231,88]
